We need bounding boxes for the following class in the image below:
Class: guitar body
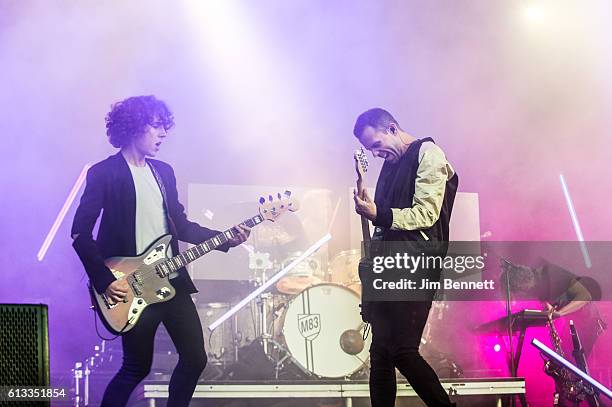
[90,234,176,335]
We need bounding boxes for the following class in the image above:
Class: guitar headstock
[258,190,300,222]
[354,147,369,180]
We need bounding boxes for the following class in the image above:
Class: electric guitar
[90,191,299,335]
[354,148,374,322]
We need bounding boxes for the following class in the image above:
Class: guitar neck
[356,180,372,258]
[156,214,264,277]
[361,215,371,258]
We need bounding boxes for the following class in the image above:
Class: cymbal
[252,222,297,247]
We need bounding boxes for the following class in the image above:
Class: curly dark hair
[105,95,174,148]
[500,263,536,293]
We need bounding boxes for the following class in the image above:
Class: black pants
[101,289,206,407]
[369,301,453,407]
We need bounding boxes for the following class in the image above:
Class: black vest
[374,138,459,242]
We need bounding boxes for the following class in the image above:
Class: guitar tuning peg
[259,197,266,205]
[268,195,273,202]
[284,190,291,197]
[277,192,282,199]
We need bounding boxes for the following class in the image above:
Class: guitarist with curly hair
[71,95,250,407]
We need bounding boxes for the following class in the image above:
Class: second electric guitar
[354,147,375,322]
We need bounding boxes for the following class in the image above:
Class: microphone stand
[501,259,529,407]
[501,259,516,377]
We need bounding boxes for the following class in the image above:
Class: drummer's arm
[555,279,591,317]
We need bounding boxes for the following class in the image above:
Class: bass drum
[278,283,371,378]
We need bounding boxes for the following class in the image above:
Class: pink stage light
[37,163,91,261]
[559,173,591,268]
[493,343,501,352]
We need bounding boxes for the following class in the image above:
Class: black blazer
[71,152,227,294]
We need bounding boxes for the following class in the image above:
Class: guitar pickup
[156,264,170,277]
[127,274,143,295]
[131,282,143,296]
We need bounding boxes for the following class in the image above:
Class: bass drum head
[281,283,371,378]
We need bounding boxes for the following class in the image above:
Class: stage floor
[135,377,525,406]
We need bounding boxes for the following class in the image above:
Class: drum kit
[198,246,371,380]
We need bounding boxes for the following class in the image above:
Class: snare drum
[277,283,370,378]
[275,252,323,294]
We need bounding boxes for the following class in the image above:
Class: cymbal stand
[249,251,274,355]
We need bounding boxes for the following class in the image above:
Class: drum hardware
[264,337,313,380]
[200,302,234,366]
[422,301,449,347]
[223,336,311,381]
[248,251,273,271]
[247,248,279,355]
[339,325,366,355]
[257,291,273,354]
[72,362,83,406]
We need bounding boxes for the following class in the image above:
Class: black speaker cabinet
[0,304,50,387]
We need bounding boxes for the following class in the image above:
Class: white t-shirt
[127,163,172,256]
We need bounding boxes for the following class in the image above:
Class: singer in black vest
[353,108,458,407]
[71,95,250,407]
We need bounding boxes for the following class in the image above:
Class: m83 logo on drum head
[282,284,371,378]
[297,314,320,340]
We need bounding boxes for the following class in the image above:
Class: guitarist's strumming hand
[353,188,377,222]
[228,224,251,247]
[105,279,129,304]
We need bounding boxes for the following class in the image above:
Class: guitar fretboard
[155,215,264,277]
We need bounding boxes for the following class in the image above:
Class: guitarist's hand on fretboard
[353,188,377,222]
[227,224,251,247]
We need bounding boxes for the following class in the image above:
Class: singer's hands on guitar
[228,224,251,247]
[353,188,377,222]
[105,279,129,304]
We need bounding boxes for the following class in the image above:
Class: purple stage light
[37,163,91,261]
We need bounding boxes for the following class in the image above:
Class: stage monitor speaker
[0,304,50,387]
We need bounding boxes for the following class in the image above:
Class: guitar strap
[147,161,179,237]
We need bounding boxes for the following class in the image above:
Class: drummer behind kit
[204,250,373,380]
[196,186,374,379]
